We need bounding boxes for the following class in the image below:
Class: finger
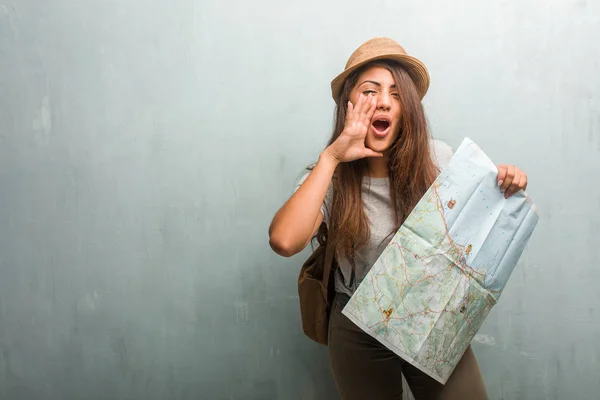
[506,169,522,197]
[521,173,528,191]
[345,101,354,124]
[354,94,366,117]
[346,99,358,126]
[365,96,377,122]
[500,165,515,194]
[348,97,360,123]
[360,95,373,119]
[497,165,507,187]
[358,97,373,132]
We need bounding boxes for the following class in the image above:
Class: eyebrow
[359,80,396,88]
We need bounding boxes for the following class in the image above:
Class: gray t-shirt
[295,139,454,297]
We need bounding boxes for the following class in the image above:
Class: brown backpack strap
[322,235,336,286]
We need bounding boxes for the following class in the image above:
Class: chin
[366,138,394,154]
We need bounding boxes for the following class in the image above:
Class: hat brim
[330,54,430,103]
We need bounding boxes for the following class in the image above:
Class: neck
[366,154,389,178]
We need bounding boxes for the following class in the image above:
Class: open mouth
[371,116,391,137]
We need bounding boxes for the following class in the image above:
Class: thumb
[364,149,384,158]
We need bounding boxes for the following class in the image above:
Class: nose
[376,91,391,111]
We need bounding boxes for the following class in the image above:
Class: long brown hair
[317,60,438,263]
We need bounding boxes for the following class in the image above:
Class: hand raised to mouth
[326,94,384,164]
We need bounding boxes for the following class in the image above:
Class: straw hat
[330,37,430,103]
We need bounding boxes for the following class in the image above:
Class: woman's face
[348,65,402,154]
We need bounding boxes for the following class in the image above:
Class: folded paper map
[341,137,539,384]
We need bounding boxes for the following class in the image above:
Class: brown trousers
[328,293,489,400]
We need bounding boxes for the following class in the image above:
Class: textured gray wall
[1,1,599,399]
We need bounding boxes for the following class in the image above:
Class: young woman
[268,37,528,400]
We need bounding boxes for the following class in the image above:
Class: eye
[363,90,376,96]
[391,92,400,98]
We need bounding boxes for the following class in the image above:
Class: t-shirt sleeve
[294,169,333,226]
[430,139,454,172]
